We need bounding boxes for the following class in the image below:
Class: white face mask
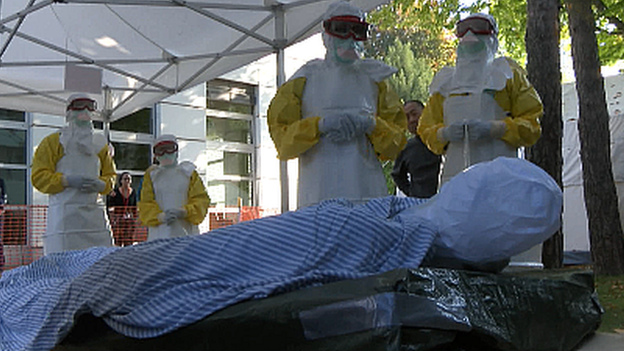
[156,152,178,167]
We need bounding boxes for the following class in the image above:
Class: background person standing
[417,13,542,184]
[107,172,138,246]
[32,94,116,254]
[139,134,210,240]
[267,1,407,208]
[392,100,441,198]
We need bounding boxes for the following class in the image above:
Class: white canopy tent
[0,0,384,121]
[0,0,387,212]
[562,73,624,260]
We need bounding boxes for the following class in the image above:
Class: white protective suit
[418,14,542,185]
[32,100,116,254]
[139,135,210,240]
[268,1,407,208]
[146,162,198,240]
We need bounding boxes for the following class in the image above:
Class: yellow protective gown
[417,57,542,183]
[268,59,407,208]
[32,131,116,254]
[139,161,209,240]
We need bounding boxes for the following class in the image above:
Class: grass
[595,275,624,333]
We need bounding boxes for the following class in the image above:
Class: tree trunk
[566,0,624,275]
[525,0,564,269]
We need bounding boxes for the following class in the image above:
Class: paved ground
[575,332,624,350]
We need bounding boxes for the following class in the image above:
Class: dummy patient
[0,157,561,351]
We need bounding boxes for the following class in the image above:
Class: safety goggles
[153,141,178,156]
[323,16,369,41]
[67,98,97,112]
[455,17,495,38]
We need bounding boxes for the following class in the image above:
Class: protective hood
[451,31,499,94]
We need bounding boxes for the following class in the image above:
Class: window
[0,168,26,205]
[205,79,257,207]
[206,117,251,144]
[110,142,151,172]
[111,108,152,134]
[207,79,255,115]
[0,129,26,165]
[0,109,25,122]
[206,180,252,207]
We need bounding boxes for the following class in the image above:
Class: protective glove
[80,178,106,193]
[157,211,177,225]
[63,175,85,189]
[466,120,494,141]
[437,121,465,142]
[319,114,357,143]
[467,120,508,141]
[165,207,187,220]
[349,114,376,135]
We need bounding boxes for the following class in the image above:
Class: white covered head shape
[321,1,368,64]
[153,134,179,167]
[66,93,97,128]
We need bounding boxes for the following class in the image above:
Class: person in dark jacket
[392,100,442,198]
[107,172,138,246]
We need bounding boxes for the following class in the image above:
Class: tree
[525,0,564,268]
[566,0,624,275]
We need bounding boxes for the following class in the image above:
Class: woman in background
[107,172,138,246]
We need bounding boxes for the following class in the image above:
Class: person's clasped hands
[319,113,375,143]
[438,120,507,142]
[63,175,105,193]
[158,207,187,225]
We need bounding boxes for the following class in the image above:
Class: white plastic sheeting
[0,0,385,121]
[562,74,624,252]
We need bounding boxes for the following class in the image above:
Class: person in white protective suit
[138,134,210,241]
[32,94,117,254]
[267,0,407,209]
[417,13,543,185]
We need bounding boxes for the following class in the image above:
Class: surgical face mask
[457,31,488,57]
[156,152,178,167]
[332,37,362,64]
[67,110,93,128]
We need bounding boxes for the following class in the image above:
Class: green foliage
[382,38,435,103]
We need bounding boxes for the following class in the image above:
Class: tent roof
[0,0,385,121]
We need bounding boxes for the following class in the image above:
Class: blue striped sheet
[0,196,433,351]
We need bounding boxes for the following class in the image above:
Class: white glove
[349,114,376,135]
[438,122,465,142]
[157,211,176,225]
[80,178,106,193]
[63,175,85,189]
[467,120,508,141]
[319,114,357,143]
[467,120,493,141]
[165,207,187,220]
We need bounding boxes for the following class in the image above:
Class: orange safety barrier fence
[0,205,279,272]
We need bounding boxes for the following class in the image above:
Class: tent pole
[275,5,289,213]
[103,86,112,143]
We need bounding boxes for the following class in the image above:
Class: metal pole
[275,5,289,213]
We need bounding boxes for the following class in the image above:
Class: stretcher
[54,267,602,351]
